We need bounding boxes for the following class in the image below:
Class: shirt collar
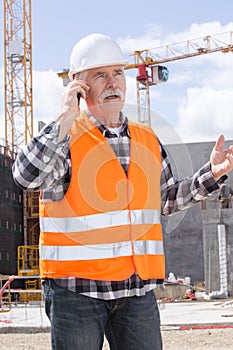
[85,109,129,137]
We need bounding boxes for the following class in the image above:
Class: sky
[1,0,233,145]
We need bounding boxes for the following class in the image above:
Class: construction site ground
[0,298,233,349]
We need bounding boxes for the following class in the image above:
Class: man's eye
[116,70,123,76]
[96,73,105,79]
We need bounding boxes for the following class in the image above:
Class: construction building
[0,142,23,275]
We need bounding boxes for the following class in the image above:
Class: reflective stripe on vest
[39,240,164,261]
[40,208,160,233]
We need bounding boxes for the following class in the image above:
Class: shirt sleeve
[160,142,221,216]
[12,121,70,191]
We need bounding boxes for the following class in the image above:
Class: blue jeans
[43,279,162,350]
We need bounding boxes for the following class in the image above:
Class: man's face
[84,65,126,119]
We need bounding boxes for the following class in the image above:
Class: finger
[214,134,225,151]
[73,82,89,96]
[229,145,233,154]
[76,86,88,99]
[69,86,88,100]
[226,153,233,165]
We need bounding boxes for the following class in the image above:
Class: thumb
[214,134,225,152]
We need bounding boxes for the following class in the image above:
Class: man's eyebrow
[90,70,105,78]
[91,68,124,78]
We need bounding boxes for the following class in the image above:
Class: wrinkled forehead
[80,65,125,79]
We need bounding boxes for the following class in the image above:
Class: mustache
[98,88,125,103]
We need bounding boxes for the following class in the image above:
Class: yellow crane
[124,31,233,126]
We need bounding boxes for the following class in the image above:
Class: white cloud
[125,76,137,107]
[176,87,233,142]
[118,21,233,58]
[33,70,65,133]
[174,46,233,142]
[119,21,233,143]
[0,68,65,144]
[163,21,233,45]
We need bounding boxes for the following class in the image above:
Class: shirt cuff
[39,121,70,145]
[198,162,220,194]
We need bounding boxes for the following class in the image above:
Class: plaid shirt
[12,111,220,300]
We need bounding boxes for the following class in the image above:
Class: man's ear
[68,71,74,81]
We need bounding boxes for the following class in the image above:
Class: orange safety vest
[39,112,164,281]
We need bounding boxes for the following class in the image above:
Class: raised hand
[210,135,233,180]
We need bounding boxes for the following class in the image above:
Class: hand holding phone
[74,74,89,107]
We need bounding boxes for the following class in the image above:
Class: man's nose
[106,75,117,88]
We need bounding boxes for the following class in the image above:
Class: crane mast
[4,0,33,158]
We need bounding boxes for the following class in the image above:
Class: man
[12,33,233,350]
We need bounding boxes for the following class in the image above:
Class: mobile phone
[77,93,81,106]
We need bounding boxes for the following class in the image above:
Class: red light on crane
[136,64,148,82]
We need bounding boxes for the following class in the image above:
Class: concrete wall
[162,139,233,288]
[202,209,233,296]
[162,204,204,283]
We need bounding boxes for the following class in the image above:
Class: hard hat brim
[69,61,129,80]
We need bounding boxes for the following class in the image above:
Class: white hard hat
[69,33,128,79]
